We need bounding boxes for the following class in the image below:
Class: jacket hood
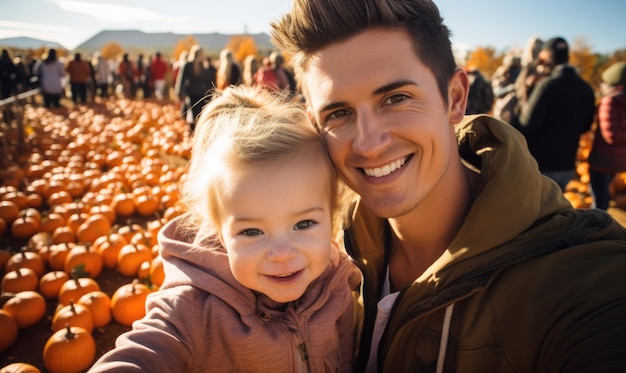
[437,115,571,276]
[157,216,253,306]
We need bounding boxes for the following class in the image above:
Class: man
[271,0,626,372]
[516,37,596,191]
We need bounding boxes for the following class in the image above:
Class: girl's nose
[266,240,297,262]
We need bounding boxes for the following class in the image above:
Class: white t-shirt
[365,268,399,373]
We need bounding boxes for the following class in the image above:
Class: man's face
[303,28,466,219]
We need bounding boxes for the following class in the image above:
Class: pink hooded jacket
[89,214,361,372]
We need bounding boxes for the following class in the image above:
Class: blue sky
[1,0,624,55]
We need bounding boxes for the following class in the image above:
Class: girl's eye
[240,228,263,236]
[294,220,317,230]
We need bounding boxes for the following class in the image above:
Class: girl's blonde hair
[180,85,352,239]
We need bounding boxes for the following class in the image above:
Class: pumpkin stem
[64,323,76,340]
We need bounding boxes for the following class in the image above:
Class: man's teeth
[364,158,406,177]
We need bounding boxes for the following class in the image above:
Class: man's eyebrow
[318,101,347,114]
[317,79,418,114]
[373,79,418,95]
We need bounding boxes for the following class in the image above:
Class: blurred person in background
[118,53,137,99]
[92,52,112,99]
[33,48,65,108]
[0,48,17,99]
[516,37,595,191]
[149,52,170,100]
[216,48,241,90]
[491,54,522,124]
[588,61,626,210]
[175,45,216,131]
[465,65,494,115]
[242,54,259,87]
[66,52,92,105]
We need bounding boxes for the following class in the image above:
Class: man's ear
[448,68,469,124]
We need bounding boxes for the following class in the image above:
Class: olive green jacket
[347,115,626,372]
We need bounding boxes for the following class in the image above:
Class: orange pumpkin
[75,213,111,244]
[47,243,74,271]
[111,192,136,217]
[93,233,127,270]
[2,290,47,329]
[58,277,101,306]
[77,290,112,328]
[39,213,66,234]
[0,309,18,352]
[26,231,53,255]
[149,255,165,288]
[51,225,76,245]
[110,280,151,326]
[2,191,29,210]
[1,268,39,293]
[4,251,46,278]
[47,190,73,207]
[51,301,93,333]
[63,244,103,278]
[39,270,70,300]
[117,243,153,277]
[25,192,44,209]
[88,204,116,226]
[0,201,20,224]
[43,325,96,373]
[10,216,40,241]
[135,193,160,217]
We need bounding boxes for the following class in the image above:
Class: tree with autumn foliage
[173,36,199,61]
[569,38,596,83]
[100,42,124,61]
[226,35,258,66]
[464,47,502,79]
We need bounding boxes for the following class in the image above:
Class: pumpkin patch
[0,97,190,370]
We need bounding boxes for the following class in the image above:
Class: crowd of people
[462,36,626,211]
[0,45,298,129]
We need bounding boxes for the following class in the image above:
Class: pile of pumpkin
[564,131,626,209]
[0,99,191,373]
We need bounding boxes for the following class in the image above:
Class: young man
[271,0,626,372]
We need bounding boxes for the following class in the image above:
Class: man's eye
[385,94,409,105]
[294,220,317,230]
[240,228,263,236]
[327,109,349,120]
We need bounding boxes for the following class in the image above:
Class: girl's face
[217,156,334,303]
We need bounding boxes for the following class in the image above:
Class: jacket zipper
[295,342,309,373]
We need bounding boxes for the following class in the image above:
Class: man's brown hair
[271,0,458,105]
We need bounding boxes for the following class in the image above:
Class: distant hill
[0,36,66,50]
[74,30,275,56]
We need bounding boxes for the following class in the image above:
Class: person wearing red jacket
[149,52,169,100]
